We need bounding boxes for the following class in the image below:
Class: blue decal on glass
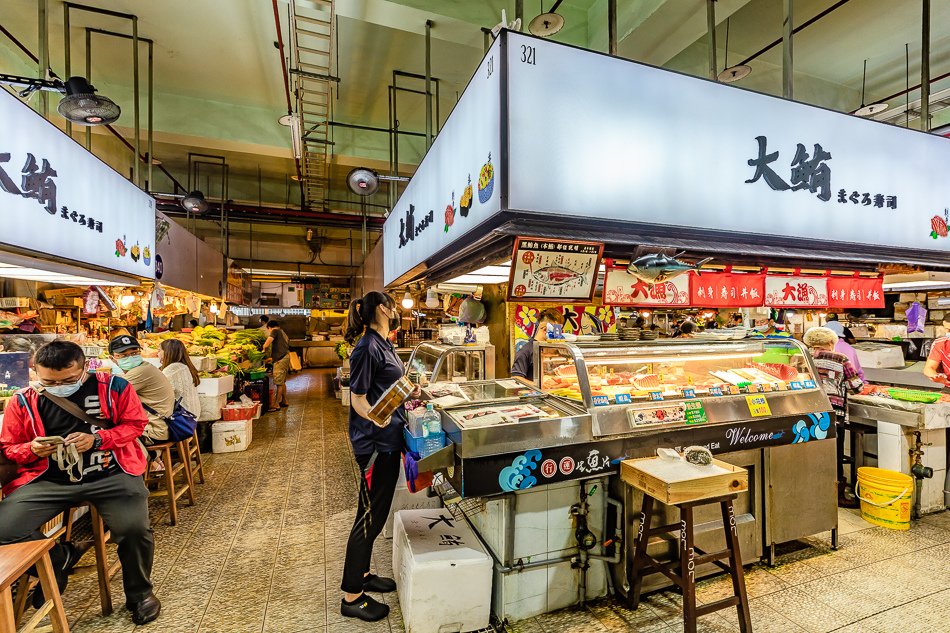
[498,449,543,492]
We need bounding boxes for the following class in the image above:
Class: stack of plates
[576,334,602,342]
[600,332,619,341]
[620,328,641,341]
[639,330,659,340]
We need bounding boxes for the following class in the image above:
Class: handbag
[143,400,197,442]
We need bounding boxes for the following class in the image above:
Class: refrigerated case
[406,342,495,383]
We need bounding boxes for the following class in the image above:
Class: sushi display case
[535,339,831,438]
[406,341,495,383]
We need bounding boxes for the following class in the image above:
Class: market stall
[379,29,950,621]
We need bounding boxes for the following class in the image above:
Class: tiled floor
[35,370,950,632]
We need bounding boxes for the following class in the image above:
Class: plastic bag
[906,301,927,334]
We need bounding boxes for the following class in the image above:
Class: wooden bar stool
[186,430,205,484]
[73,503,121,616]
[622,457,752,633]
[144,440,195,525]
[0,540,69,633]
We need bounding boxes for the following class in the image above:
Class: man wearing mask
[0,341,161,624]
[109,336,175,444]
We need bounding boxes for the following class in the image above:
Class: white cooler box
[854,342,906,369]
[393,509,491,633]
[212,419,252,453]
[198,375,235,396]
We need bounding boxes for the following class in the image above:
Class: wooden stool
[185,430,205,485]
[629,493,752,633]
[0,540,69,633]
[12,511,71,625]
[75,503,121,616]
[144,441,195,525]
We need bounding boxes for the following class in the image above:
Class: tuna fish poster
[508,237,603,302]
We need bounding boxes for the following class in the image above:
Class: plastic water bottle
[421,404,441,437]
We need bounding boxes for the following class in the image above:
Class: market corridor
[54,370,950,633]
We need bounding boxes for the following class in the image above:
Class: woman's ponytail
[345,298,365,344]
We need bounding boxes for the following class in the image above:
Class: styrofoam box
[191,356,217,372]
[197,374,235,396]
[198,393,227,422]
[393,509,491,633]
[383,466,442,538]
[854,344,906,369]
[212,419,252,453]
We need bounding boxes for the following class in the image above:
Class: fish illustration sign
[508,237,603,302]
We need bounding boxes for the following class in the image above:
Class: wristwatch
[91,433,103,451]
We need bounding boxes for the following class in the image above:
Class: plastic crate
[221,403,260,421]
[403,427,445,458]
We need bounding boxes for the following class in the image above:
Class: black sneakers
[341,593,389,622]
[363,573,397,593]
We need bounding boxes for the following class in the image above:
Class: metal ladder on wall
[289,0,335,211]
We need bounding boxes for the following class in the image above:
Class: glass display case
[407,342,495,383]
[535,339,830,437]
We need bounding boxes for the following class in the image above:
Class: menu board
[508,237,603,302]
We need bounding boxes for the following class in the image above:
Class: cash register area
[49,370,950,633]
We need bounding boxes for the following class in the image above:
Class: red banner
[690,273,766,307]
[827,276,884,309]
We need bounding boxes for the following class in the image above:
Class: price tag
[615,393,632,404]
[682,388,696,398]
[649,391,664,402]
[684,400,708,425]
[761,383,773,392]
[592,395,610,407]
[803,380,817,389]
[746,395,772,417]
[775,382,787,391]
[789,381,803,390]
[709,386,724,397]
[728,385,741,395]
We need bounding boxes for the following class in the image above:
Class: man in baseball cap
[109,336,175,444]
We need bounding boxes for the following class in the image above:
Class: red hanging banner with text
[827,276,885,309]
[764,275,829,308]
[689,273,766,307]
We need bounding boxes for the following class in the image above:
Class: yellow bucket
[855,467,914,531]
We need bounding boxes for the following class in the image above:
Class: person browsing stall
[340,292,421,622]
[109,335,175,444]
[511,308,565,381]
[825,321,865,381]
[258,315,270,330]
[0,341,161,625]
[924,316,950,387]
[158,339,201,417]
[804,327,864,508]
[262,320,291,410]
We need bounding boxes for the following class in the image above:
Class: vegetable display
[141,325,266,376]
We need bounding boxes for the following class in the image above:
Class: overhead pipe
[425,20,433,149]
[782,0,793,99]
[38,0,48,117]
[706,0,717,81]
[921,0,931,131]
[736,0,849,68]
[608,0,617,56]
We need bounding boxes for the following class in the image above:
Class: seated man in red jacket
[0,341,160,625]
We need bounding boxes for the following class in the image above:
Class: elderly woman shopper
[803,326,864,508]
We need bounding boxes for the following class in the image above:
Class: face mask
[383,307,400,331]
[116,355,144,371]
[45,376,85,398]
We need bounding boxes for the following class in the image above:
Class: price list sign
[508,237,603,302]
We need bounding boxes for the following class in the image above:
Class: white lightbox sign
[0,88,155,278]
[383,37,502,286]
[506,32,950,254]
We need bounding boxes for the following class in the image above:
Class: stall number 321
[520,45,536,65]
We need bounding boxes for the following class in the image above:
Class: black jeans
[341,450,401,594]
[0,473,155,602]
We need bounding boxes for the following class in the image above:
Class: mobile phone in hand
[34,436,65,445]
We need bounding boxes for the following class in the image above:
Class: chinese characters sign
[0,89,154,278]
[827,276,884,309]
[603,266,689,306]
[689,273,765,308]
[764,276,828,308]
[508,237,603,302]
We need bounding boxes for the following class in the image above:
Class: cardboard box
[0,297,30,309]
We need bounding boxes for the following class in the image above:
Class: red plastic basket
[221,404,258,421]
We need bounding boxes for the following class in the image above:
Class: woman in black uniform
[340,291,420,622]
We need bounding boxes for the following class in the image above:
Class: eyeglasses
[39,368,86,387]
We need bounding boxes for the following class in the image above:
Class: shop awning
[0,250,139,286]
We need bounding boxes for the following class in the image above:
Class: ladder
[289,0,335,211]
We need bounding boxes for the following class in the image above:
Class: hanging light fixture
[0,74,121,126]
[181,190,209,214]
[854,58,889,117]
[717,18,752,83]
[401,290,414,310]
[425,287,440,309]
